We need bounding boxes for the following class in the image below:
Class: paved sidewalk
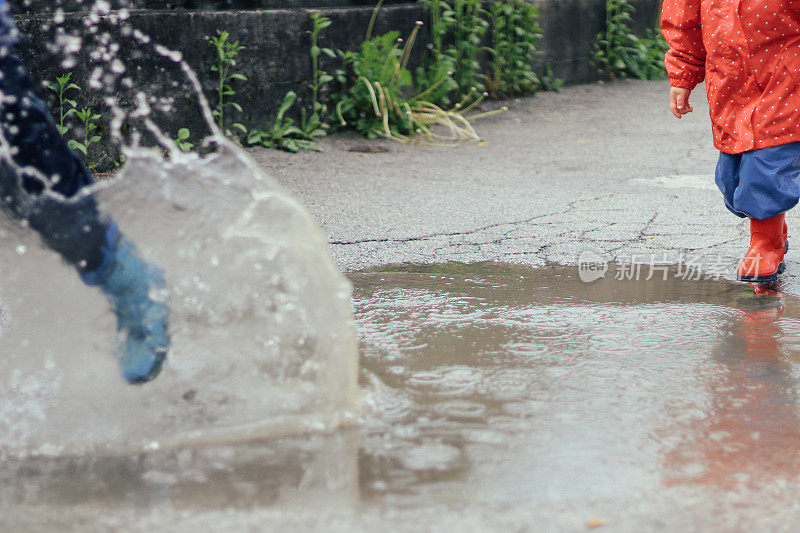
[250,80,781,285]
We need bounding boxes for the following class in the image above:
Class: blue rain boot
[80,223,170,383]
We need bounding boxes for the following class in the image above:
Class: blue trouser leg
[0,5,107,271]
[0,5,170,383]
[715,152,747,218]
[715,143,800,220]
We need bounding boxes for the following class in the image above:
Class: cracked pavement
[249,79,785,284]
[8,80,800,533]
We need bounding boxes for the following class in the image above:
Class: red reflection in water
[664,283,800,489]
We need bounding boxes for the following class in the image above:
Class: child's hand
[670,87,693,118]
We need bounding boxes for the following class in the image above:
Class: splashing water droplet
[56,34,81,55]
[0,146,359,456]
[94,0,112,15]
[154,45,183,63]
[0,7,360,457]
[110,59,125,74]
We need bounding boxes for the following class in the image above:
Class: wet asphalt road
[250,79,775,285]
[10,263,800,532]
[11,80,800,532]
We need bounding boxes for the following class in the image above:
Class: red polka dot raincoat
[661,0,800,154]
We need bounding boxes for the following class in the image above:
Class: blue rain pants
[0,3,107,271]
[715,142,800,220]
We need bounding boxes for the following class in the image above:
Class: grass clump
[333,0,497,145]
[246,91,323,153]
[46,72,107,169]
[486,0,544,98]
[209,30,248,138]
[592,0,669,80]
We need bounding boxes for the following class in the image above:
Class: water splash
[0,0,364,457]
[0,142,360,457]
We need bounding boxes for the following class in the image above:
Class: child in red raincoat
[661,0,800,283]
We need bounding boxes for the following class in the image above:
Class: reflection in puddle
[665,287,800,489]
[353,263,800,517]
[5,262,800,530]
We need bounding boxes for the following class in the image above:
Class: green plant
[334,11,492,144]
[592,0,668,80]
[68,107,101,169]
[415,0,458,107]
[300,107,328,143]
[46,72,111,169]
[486,0,543,98]
[246,91,322,153]
[450,0,488,97]
[174,128,194,152]
[44,72,80,136]
[539,64,564,92]
[305,11,336,135]
[209,29,248,138]
[335,29,411,139]
[629,27,669,79]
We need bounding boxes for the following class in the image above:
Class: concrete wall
[10,0,661,166]
[540,0,660,82]
[9,0,410,14]
[14,4,425,159]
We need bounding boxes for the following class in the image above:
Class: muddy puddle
[5,262,800,531]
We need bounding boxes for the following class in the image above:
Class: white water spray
[0,2,360,457]
[0,142,360,456]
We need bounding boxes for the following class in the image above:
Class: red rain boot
[736,213,787,283]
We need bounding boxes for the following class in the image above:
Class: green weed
[486,0,543,98]
[539,64,564,92]
[67,107,102,169]
[306,11,336,132]
[44,72,80,136]
[450,0,488,97]
[246,91,322,153]
[592,0,668,80]
[46,72,108,168]
[209,29,248,138]
[174,128,194,152]
[415,0,458,107]
[334,16,494,145]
